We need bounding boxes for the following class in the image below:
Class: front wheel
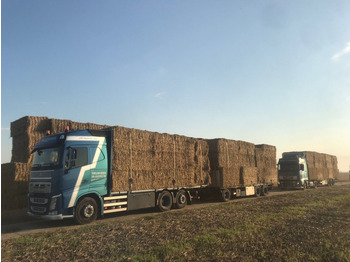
[74,197,98,225]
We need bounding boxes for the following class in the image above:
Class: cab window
[65,147,88,169]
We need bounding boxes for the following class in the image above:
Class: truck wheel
[220,189,231,202]
[158,191,173,212]
[175,190,187,209]
[74,197,98,225]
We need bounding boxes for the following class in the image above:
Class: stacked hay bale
[331,156,340,180]
[1,163,31,210]
[10,116,50,163]
[109,126,210,191]
[207,139,258,188]
[255,144,278,185]
[49,118,109,134]
[305,151,339,181]
[10,116,109,165]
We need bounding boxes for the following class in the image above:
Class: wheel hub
[83,204,94,218]
[179,194,186,204]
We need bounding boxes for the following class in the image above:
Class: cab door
[89,145,108,196]
[62,146,91,208]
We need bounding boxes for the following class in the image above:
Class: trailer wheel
[175,190,187,209]
[255,187,261,197]
[74,197,98,225]
[262,186,269,196]
[158,191,173,212]
[220,189,231,202]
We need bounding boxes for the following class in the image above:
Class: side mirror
[65,147,75,172]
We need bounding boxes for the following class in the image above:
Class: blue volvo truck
[28,128,210,224]
[28,129,114,224]
[28,128,272,224]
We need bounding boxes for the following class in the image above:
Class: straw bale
[10,116,110,165]
[1,163,30,210]
[109,126,210,191]
[207,139,258,188]
[255,144,278,185]
[242,167,258,185]
[50,119,109,133]
[11,116,50,163]
[304,151,339,181]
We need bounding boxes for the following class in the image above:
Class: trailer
[28,126,275,224]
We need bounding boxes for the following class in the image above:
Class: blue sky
[2,1,350,171]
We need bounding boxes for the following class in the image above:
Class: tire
[220,188,231,202]
[262,186,268,196]
[175,190,187,209]
[255,187,261,197]
[158,191,173,212]
[74,197,98,225]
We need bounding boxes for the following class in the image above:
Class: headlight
[49,194,61,211]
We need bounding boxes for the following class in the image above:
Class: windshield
[32,147,63,170]
[279,162,299,172]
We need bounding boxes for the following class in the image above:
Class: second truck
[278,151,338,189]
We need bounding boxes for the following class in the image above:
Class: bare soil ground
[2,184,350,261]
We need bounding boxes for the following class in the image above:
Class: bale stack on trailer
[304,151,339,182]
[332,156,340,180]
[255,144,278,185]
[207,139,259,188]
[324,155,339,180]
[109,126,211,192]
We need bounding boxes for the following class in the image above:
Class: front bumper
[27,211,73,220]
[279,181,304,189]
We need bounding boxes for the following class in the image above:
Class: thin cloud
[154,92,165,99]
[332,42,350,61]
[347,96,350,105]
[2,127,10,131]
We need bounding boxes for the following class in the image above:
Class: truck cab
[28,129,109,223]
[278,152,309,189]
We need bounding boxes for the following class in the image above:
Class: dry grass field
[2,185,350,261]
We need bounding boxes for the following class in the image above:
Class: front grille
[30,197,48,204]
[29,182,51,193]
[31,206,47,213]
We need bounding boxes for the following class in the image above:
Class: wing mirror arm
[65,147,74,173]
